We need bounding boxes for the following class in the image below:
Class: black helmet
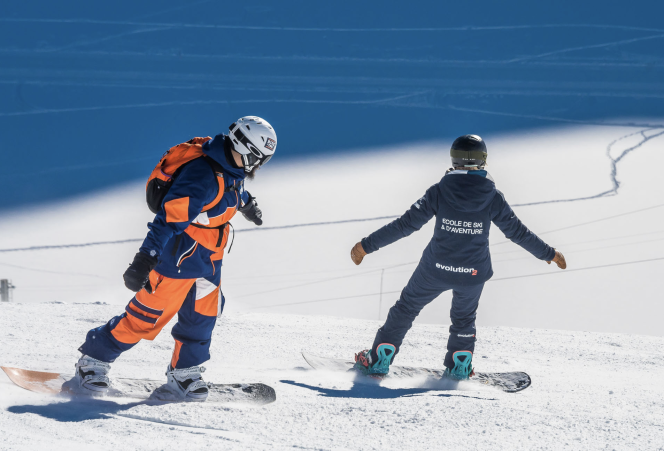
[450,135,487,169]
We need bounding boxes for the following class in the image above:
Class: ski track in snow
[0,92,428,118]
[110,413,247,442]
[2,47,663,68]
[18,27,664,65]
[445,105,664,128]
[1,304,664,450]
[503,33,664,63]
[512,128,664,206]
[2,18,664,33]
[129,0,213,22]
[3,78,664,100]
[0,261,110,279]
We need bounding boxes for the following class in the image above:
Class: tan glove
[547,250,567,269]
[351,242,367,265]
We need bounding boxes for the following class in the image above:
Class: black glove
[238,192,263,226]
[123,252,158,293]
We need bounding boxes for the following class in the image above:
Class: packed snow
[1,304,663,450]
[1,124,664,450]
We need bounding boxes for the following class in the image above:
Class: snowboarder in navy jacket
[351,135,567,380]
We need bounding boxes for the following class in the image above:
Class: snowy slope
[1,125,663,336]
[1,303,663,451]
[2,2,664,449]
[0,125,663,450]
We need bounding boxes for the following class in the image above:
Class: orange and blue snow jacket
[139,133,249,279]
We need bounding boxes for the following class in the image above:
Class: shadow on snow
[7,397,162,422]
[280,379,496,401]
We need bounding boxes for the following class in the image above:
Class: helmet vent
[246,125,251,130]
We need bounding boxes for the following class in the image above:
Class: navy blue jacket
[361,169,556,286]
[139,133,249,279]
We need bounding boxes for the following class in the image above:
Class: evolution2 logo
[264,137,276,151]
[435,263,478,275]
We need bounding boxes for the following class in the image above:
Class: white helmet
[228,116,277,172]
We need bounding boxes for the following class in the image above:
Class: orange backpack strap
[200,155,227,213]
[146,136,240,215]
[146,137,219,214]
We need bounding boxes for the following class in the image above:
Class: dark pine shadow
[280,379,495,401]
[7,397,164,422]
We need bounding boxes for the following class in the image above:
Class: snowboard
[302,352,531,393]
[1,366,276,404]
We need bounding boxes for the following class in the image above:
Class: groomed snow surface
[1,125,664,450]
[1,304,664,451]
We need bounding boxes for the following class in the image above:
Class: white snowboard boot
[166,364,209,401]
[75,355,111,394]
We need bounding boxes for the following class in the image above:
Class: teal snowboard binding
[354,343,396,378]
[443,350,474,380]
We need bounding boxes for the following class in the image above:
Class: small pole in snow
[1,279,15,302]
[378,269,385,320]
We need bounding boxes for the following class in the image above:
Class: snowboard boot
[165,364,209,401]
[443,350,474,381]
[75,355,111,394]
[354,343,396,378]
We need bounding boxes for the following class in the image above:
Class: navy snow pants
[371,262,484,369]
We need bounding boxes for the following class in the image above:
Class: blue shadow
[2,0,663,209]
[280,379,495,401]
[7,397,150,422]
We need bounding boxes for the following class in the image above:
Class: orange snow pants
[80,270,224,368]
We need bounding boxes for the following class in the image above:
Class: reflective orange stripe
[171,340,183,368]
[201,173,226,213]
